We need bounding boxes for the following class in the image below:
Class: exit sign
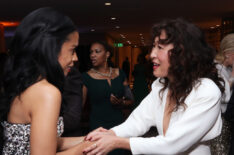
[114,43,123,47]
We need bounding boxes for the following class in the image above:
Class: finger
[96,151,104,155]
[85,144,101,155]
[87,132,105,141]
[111,95,118,100]
[83,143,97,154]
[112,97,120,104]
[98,127,108,132]
[85,127,102,140]
[85,132,99,141]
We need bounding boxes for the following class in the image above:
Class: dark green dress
[82,70,126,155]
[82,69,126,131]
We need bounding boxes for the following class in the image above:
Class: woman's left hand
[83,134,118,155]
[110,94,124,105]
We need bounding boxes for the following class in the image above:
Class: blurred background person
[62,66,83,137]
[82,41,133,155]
[210,34,233,155]
[225,86,234,155]
[122,57,130,81]
[132,53,149,110]
[220,33,234,89]
[216,33,234,155]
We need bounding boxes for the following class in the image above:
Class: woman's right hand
[85,127,115,142]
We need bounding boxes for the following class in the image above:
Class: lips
[153,63,160,70]
[67,66,73,72]
[91,59,97,64]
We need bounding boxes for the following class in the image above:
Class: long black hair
[0,7,77,149]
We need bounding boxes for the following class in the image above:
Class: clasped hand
[83,127,117,155]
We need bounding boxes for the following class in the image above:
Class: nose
[72,52,78,62]
[90,51,95,58]
[150,47,158,60]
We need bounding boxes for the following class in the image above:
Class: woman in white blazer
[83,18,225,155]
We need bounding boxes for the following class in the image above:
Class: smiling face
[90,43,110,68]
[58,31,79,76]
[150,30,174,78]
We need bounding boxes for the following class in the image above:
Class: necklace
[91,67,112,78]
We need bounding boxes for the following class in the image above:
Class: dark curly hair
[0,7,77,150]
[151,18,225,111]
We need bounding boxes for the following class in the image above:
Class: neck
[93,66,109,72]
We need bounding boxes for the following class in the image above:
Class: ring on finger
[93,143,97,148]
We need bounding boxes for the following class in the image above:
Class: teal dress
[82,69,125,131]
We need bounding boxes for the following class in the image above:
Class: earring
[105,57,108,69]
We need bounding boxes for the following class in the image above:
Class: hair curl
[0,7,77,149]
[151,18,225,111]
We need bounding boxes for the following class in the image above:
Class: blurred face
[58,31,79,76]
[223,51,234,67]
[150,30,173,78]
[90,43,110,68]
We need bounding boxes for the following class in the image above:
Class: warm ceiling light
[111,17,116,20]
[105,2,111,6]
[0,21,19,27]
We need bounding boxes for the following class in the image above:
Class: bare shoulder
[25,79,61,99]
[22,79,62,111]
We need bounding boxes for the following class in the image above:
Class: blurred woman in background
[82,41,134,155]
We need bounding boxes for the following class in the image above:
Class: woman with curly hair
[0,7,93,155]
[82,18,225,155]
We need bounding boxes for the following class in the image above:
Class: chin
[92,64,97,67]
[64,71,68,76]
[153,72,167,78]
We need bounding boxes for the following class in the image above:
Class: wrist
[115,137,130,150]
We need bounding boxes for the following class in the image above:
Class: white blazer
[112,78,222,155]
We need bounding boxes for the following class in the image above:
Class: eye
[95,49,101,53]
[158,45,163,49]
